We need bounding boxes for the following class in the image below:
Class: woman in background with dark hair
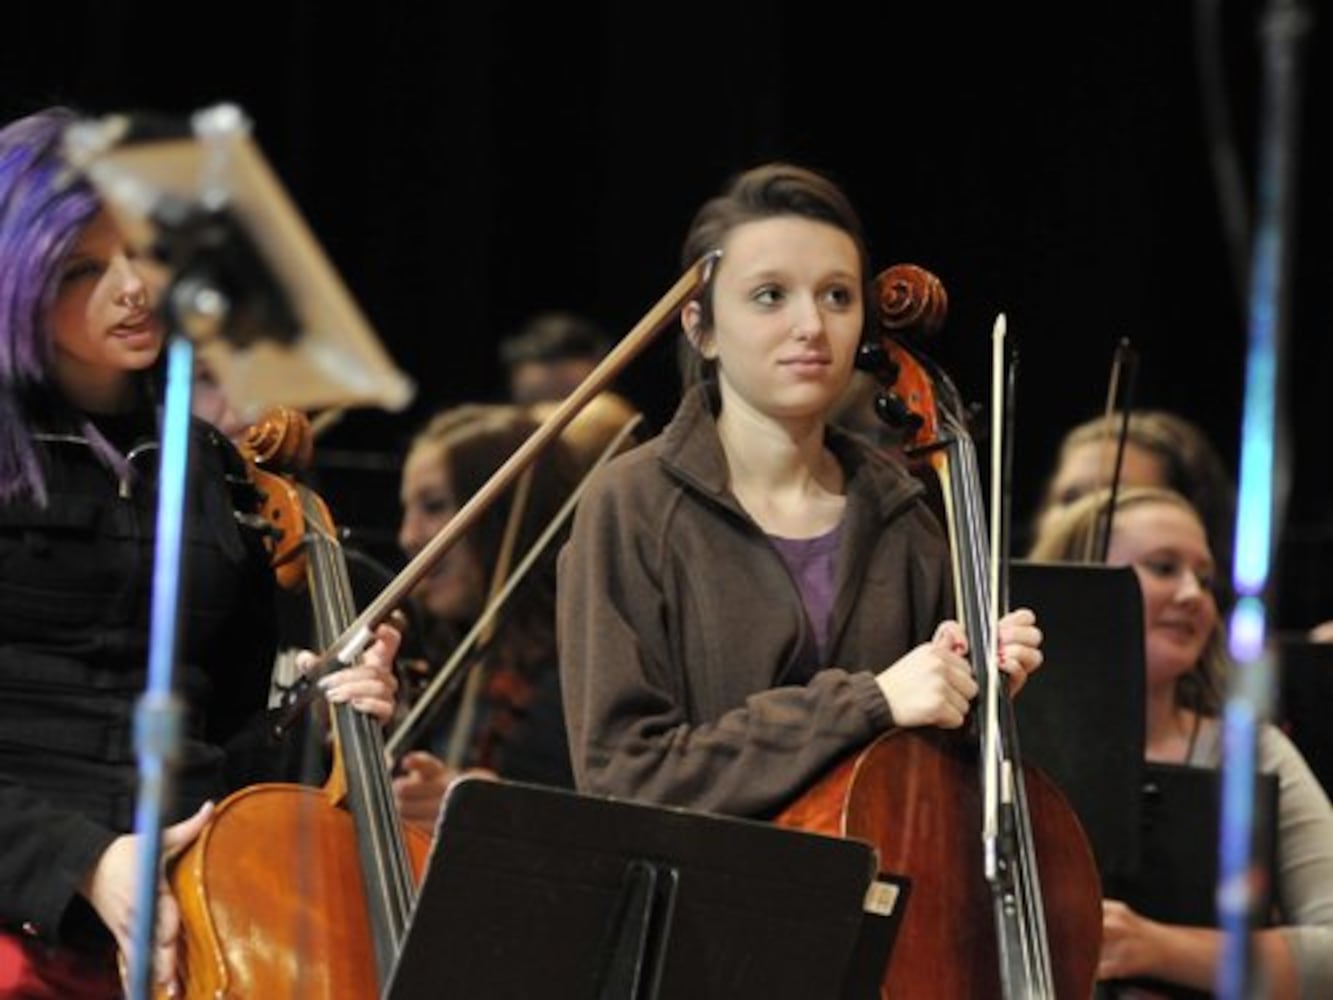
[392,404,581,830]
[1030,410,1237,602]
[0,106,400,998]
[498,311,610,405]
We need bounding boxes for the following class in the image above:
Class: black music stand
[1108,763,1279,927]
[1102,763,1280,1000]
[1276,636,1333,799]
[1010,560,1147,880]
[384,779,910,1000]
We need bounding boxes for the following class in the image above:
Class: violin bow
[441,466,532,770]
[288,251,718,691]
[981,315,1007,883]
[1084,338,1139,563]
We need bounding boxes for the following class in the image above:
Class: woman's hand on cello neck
[298,622,404,727]
[995,607,1043,695]
[874,608,1044,728]
[875,622,977,729]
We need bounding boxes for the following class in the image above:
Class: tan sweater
[1190,719,1333,996]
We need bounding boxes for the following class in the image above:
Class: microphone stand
[127,199,299,1000]
[126,310,197,1000]
[1215,0,1310,996]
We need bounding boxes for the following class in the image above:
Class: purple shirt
[769,521,843,682]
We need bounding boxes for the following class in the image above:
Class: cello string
[335,529,415,934]
[305,496,416,972]
[994,324,1055,996]
[987,491,1055,995]
[926,351,1053,997]
[323,524,414,925]
[957,393,1055,997]
[954,419,1032,992]
[999,349,1018,621]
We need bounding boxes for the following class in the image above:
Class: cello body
[776,728,1102,999]
[154,408,433,998]
[167,785,431,998]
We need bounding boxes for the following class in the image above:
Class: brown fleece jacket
[558,386,952,818]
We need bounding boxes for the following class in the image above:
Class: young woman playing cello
[556,162,1044,818]
[0,106,400,998]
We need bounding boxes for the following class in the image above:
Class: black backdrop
[5,2,1330,625]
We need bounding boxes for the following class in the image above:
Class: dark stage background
[5,2,1330,627]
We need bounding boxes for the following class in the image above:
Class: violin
[162,408,430,998]
[777,265,1102,998]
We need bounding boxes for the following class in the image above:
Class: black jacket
[0,414,279,945]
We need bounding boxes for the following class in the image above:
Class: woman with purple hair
[0,107,401,997]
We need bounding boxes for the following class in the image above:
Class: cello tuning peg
[856,341,885,370]
[874,391,924,432]
[856,341,901,384]
[235,510,284,541]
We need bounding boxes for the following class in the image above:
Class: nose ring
[119,287,148,309]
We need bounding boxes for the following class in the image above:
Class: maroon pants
[0,933,120,999]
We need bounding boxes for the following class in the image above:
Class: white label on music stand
[864,879,902,916]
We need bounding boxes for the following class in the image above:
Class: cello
[776,265,1103,998]
[162,408,430,998]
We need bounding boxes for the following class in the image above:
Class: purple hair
[0,108,103,503]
